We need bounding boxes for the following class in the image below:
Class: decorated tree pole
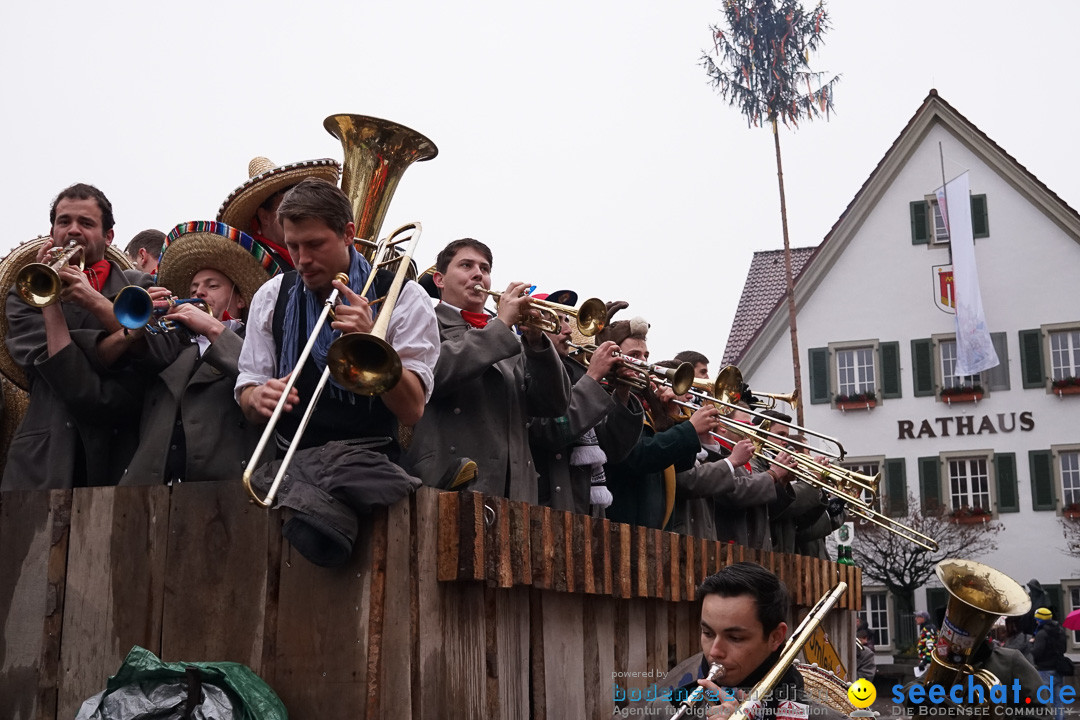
[703,0,839,427]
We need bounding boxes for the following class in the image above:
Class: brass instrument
[474,286,608,336]
[243,223,423,508]
[113,286,210,334]
[753,388,799,412]
[671,662,726,720]
[324,114,437,262]
[15,240,84,307]
[568,342,695,395]
[921,559,1030,690]
[722,583,848,720]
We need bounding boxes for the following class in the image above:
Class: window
[1018,322,1080,390]
[947,456,991,512]
[807,341,902,405]
[911,333,1009,398]
[1037,444,1080,512]
[910,194,989,244]
[1050,329,1080,381]
[863,590,892,649]
[841,457,882,513]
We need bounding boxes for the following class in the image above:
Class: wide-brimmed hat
[217,156,340,234]
[0,237,133,390]
[532,289,578,307]
[157,221,283,309]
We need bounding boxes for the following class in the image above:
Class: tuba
[324,114,438,261]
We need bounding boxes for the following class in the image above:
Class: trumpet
[243,222,422,508]
[15,240,85,307]
[473,285,608,336]
[567,342,695,395]
[752,388,799,412]
[113,286,209,334]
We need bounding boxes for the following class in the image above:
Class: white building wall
[740,123,1080,635]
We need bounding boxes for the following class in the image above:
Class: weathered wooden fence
[0,484,859,719]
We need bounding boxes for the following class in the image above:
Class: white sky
[3,0,1078,367]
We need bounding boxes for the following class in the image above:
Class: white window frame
[1046,324,1080,382]
[1054,444,1080,511]
[862,587,894,652]
[924,195,950,245]
[1065,581,1080,651]
[931,334,987,400]
[828,340,880,403]
[840,455,884,514]
[940,450,995,516]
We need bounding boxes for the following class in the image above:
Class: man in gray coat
[3,184,159,490]
[403,239,571,503]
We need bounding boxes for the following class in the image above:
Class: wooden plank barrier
[0,485,859,720]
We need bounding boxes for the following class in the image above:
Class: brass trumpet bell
[326,332,403,396]
[15,241,84,307]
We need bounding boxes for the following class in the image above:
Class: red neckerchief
[254,232,293,267]
[460,309,489,329]
[84,259,111,292]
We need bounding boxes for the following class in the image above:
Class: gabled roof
[721,246,816,366]
[723,89,1080,372]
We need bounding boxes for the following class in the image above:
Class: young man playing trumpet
[645,562,846,719]
[2,183,161,490]
[401,238,571,503]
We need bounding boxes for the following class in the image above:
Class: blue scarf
[278,246,376,400]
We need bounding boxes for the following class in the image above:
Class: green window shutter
[884,458,907,517]
[1045,585,1063,619]
[1019,329,1046,388]
[919,456,942,512]
[808,347,830,404]
[971,194,989,239]
[911,338,935,397]
[983,332,1010,392]
[1029,450,1056,511]
[994,452,1019,513]
[880,341,902,399]
[910,201,929,244]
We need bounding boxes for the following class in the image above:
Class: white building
[724,89,1080,659]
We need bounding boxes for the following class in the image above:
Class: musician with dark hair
[123,228,166,275]
[646,562,846,718]
[401,237,571,503]
[674,349,710,379]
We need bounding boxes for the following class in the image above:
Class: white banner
[936,172,999,376]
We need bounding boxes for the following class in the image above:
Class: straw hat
[217,157,340,234]
[0,237,134,390]
[157,221,284,309]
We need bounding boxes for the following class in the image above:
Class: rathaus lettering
[897,412,1034,440]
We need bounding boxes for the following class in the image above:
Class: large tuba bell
[922,558,1031,690]
[324,114,438,261]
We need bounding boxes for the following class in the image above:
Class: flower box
[942,391,983,404]
[837,400,876,412]
[1055,385,1080,397]
[952,514,990,525]
[1064,509,1080,519]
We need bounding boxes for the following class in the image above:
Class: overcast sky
[3,1,1077,367]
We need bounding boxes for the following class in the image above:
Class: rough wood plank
[273,505,373,718]
[485,496,512,588]
[575,515,590,595]
[378,502,412,719]
[613,522,631,599]
[675,601,691,668]
[584,596,616,719]
[458,492,484,582]
[509,499,532,587]
[491,587,530,719]
[57,486,169,720]
[440,581,487,715]
[0,490,71,720]
[530,504,554,590]
[625,599,649,694]
[551,508,567,593]
[612,596,629,714]
[413,489,443,720]
[541,590,586,718]
[529,588,546,720]
[437,491,460,582]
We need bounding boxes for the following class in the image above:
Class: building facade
[724,90,1080,660]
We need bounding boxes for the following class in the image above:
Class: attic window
[925,195,950,244]
[909,194,989,245]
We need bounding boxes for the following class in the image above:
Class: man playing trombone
[401,238,571,503]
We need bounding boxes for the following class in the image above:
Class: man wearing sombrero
[120,222,281,485]
[2,183,161,490]
[217,156,340,270]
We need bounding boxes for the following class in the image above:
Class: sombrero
[0,236,134,390]
[217,157,341,234]
[157,221,284,310]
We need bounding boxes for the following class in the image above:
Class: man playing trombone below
[402,238,571,503]
[235,178,439,566]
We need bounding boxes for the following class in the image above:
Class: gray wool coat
[402,304,571,504]
[668,453,780,541]
[120,327,258,485]
[2,262,155,490]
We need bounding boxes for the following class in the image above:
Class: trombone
[15,240,84,307]
[567,342,695,395]
[113,286,209,334]
[473,285,608,336]
[242,222,422,508]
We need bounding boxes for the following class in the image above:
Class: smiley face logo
[847,678,876,708]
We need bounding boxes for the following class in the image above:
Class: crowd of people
[0,155,854,570]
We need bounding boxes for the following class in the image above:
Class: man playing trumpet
[402,238,571,503]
